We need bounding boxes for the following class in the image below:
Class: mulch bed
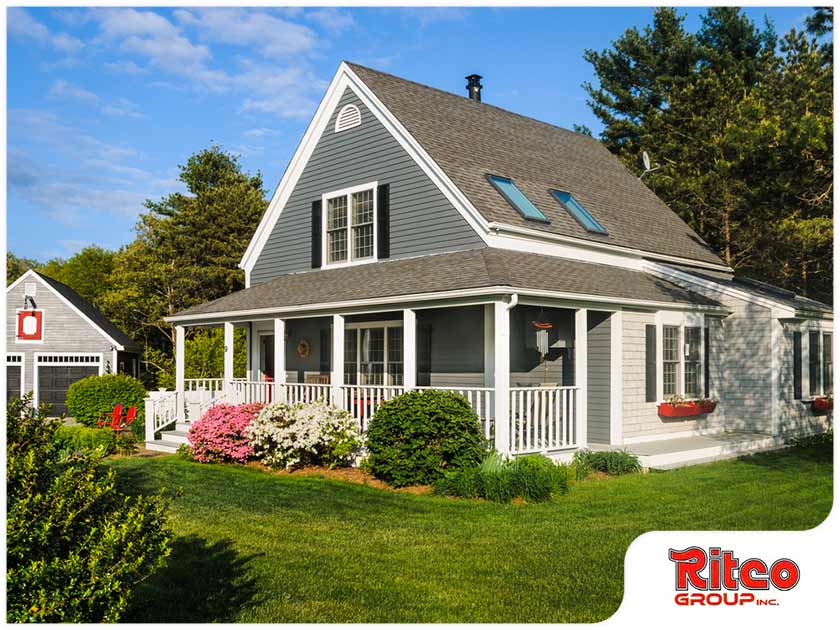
[245,461,433,494]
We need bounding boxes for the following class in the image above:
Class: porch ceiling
[169,248,722,322]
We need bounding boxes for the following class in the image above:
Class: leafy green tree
[40,245,116,305]
[6,252,41,285]
[100,146,267,385]
[584,7,833,302]
[6,394,172,622]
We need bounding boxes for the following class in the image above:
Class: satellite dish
[642,151,651,171]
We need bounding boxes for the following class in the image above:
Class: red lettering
[770,559,800,590]
[739,593,755,605]
[669,547,708,590]
[739,559,769,589]
[722,550,739,589]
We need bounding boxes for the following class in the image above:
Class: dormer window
[551,190,608,234]
[487,174,549,223]
[323,182,377,267]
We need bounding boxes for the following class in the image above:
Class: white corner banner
[609,516,839,629]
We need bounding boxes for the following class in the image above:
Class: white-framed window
[796,322,833,398]
[322,181,377,268]
[344,321,402,386]
[656,312,706,401]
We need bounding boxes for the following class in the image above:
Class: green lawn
[111,445,832,623]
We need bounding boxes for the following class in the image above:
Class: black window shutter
[645,324,657,403]
[793,331,802,400]
[809,330,821,395]
[319,329,331,372]
[311,200,322,269]
[417,323,432,386]
[377,183,390,259]
[703,326,710,398]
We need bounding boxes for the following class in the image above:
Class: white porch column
[484,304,494,388]
[175,325,185,421]
[403,309,417,390]
[575,309,588,447]
[223,322,235,386]
[331,314,345,406]
[493,300,511,455]
[274,318,286,402]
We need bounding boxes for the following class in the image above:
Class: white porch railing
[340,385,405,432]
[185,378,225,394]
[149,382,581,454]
[509,386,579,454]
[144,391,180,443]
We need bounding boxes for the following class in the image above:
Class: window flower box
[658,399,717,418]
[812,397,832,413]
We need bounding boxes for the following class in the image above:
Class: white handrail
[340,384,405,432]
[509,386,578,454]
[144,391,180,443]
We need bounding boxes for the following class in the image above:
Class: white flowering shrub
[246,400,361,469]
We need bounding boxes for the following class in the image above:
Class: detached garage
[6,270,140,416]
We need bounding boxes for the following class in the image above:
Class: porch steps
[145,439,180,454]
[145,428,190,454]
[627,432,783,471]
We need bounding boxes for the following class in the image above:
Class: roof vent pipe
[466,74,483,101]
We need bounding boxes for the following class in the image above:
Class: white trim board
[7,270,127,350]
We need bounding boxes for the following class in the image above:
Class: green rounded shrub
[66,374,147,428]
[365,389,485,487]
[54,425,117,454]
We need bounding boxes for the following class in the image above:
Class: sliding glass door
[344,324,403,386]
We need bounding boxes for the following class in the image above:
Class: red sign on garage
[17,310,44,341]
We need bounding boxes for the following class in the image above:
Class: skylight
[551,190,607,234]
[487,175,549,223]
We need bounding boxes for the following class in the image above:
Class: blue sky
[6,5,811,261]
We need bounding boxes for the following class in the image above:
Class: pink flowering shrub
[188,403,263,463]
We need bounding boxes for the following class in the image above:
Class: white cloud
[305,8,355,33]
[400,7,468,28]
[8,8,84,53]
[235,62,327,118]
[174,8,318,58]
[243,127,280,138]
[104,60,147,74]
[47,80,145,119]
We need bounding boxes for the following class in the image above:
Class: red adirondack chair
[97,404,123,430]
[123,406,138,426]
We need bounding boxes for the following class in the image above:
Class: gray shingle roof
[347,62,723,267]
[173,249,721,319]
[35,272,140,350]
[663,264,832,315]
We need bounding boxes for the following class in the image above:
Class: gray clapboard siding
[6,275,113,395]
[586,311,612,444]
[251,88,483,284]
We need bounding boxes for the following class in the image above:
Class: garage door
[36,354,101,416]
[6,366,22,401]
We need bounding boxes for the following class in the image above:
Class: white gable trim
[6,270,126,350]
[239,62,491,284]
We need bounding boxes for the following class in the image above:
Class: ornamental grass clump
[246,400,360,469]
[188,403,263,464]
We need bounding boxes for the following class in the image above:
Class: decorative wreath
[297,339,312,359]
[296,339,312,359]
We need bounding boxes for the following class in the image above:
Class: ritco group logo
[668,547,800,607]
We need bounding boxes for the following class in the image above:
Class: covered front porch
[147,297,621,457]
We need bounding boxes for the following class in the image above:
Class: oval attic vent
[335,104,362,133]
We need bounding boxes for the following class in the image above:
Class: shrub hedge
[188,403,263,464]
[66,374,147,429]
[54,425,116,454]
[365,389,485,487]
[434,452,569,503]
[572,449,641,480]
[6,394,171,622]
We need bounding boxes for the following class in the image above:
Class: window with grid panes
[684,327,701,397]
[663,325,680,397]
